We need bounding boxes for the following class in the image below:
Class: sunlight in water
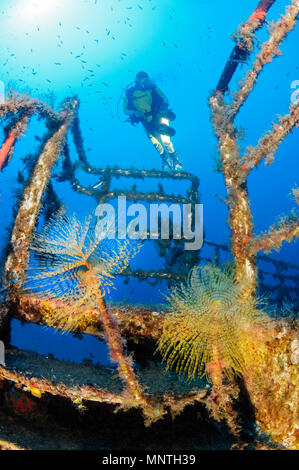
[16,0,66,22]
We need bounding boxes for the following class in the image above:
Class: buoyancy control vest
[126,85,164,116]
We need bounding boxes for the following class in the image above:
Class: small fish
[93,180,103,189]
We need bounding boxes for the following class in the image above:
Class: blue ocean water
[0,0,298,365]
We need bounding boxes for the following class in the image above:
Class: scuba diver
[123,71,183,171]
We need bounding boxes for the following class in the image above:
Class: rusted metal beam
[70,162,200,205]
[3,99,78,288]
[0,348,210,415]
[8,294,165,341]
[215,0,277,93]
[0,350,123,406]
[74,162,199,182]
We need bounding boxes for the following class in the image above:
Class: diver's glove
[128,110,144,125]
[132,110,143,118]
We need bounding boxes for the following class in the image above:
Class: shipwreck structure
[0,0,298,450]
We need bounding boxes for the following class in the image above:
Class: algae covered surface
[3,347,207,397]
[0,0,298,453]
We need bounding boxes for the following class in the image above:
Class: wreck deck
[0,347,208,406]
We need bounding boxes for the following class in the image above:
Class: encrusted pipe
[248,215,299,255]
[229,0,299,120]
[240,103,299,177]
[3,99,78,287]
[96,295,155,417]
[210,2,299,298]
[216,0,276,93]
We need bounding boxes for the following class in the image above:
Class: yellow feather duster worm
[25,211,140,331]
[157,265,265,385]
[24,211,161,421]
